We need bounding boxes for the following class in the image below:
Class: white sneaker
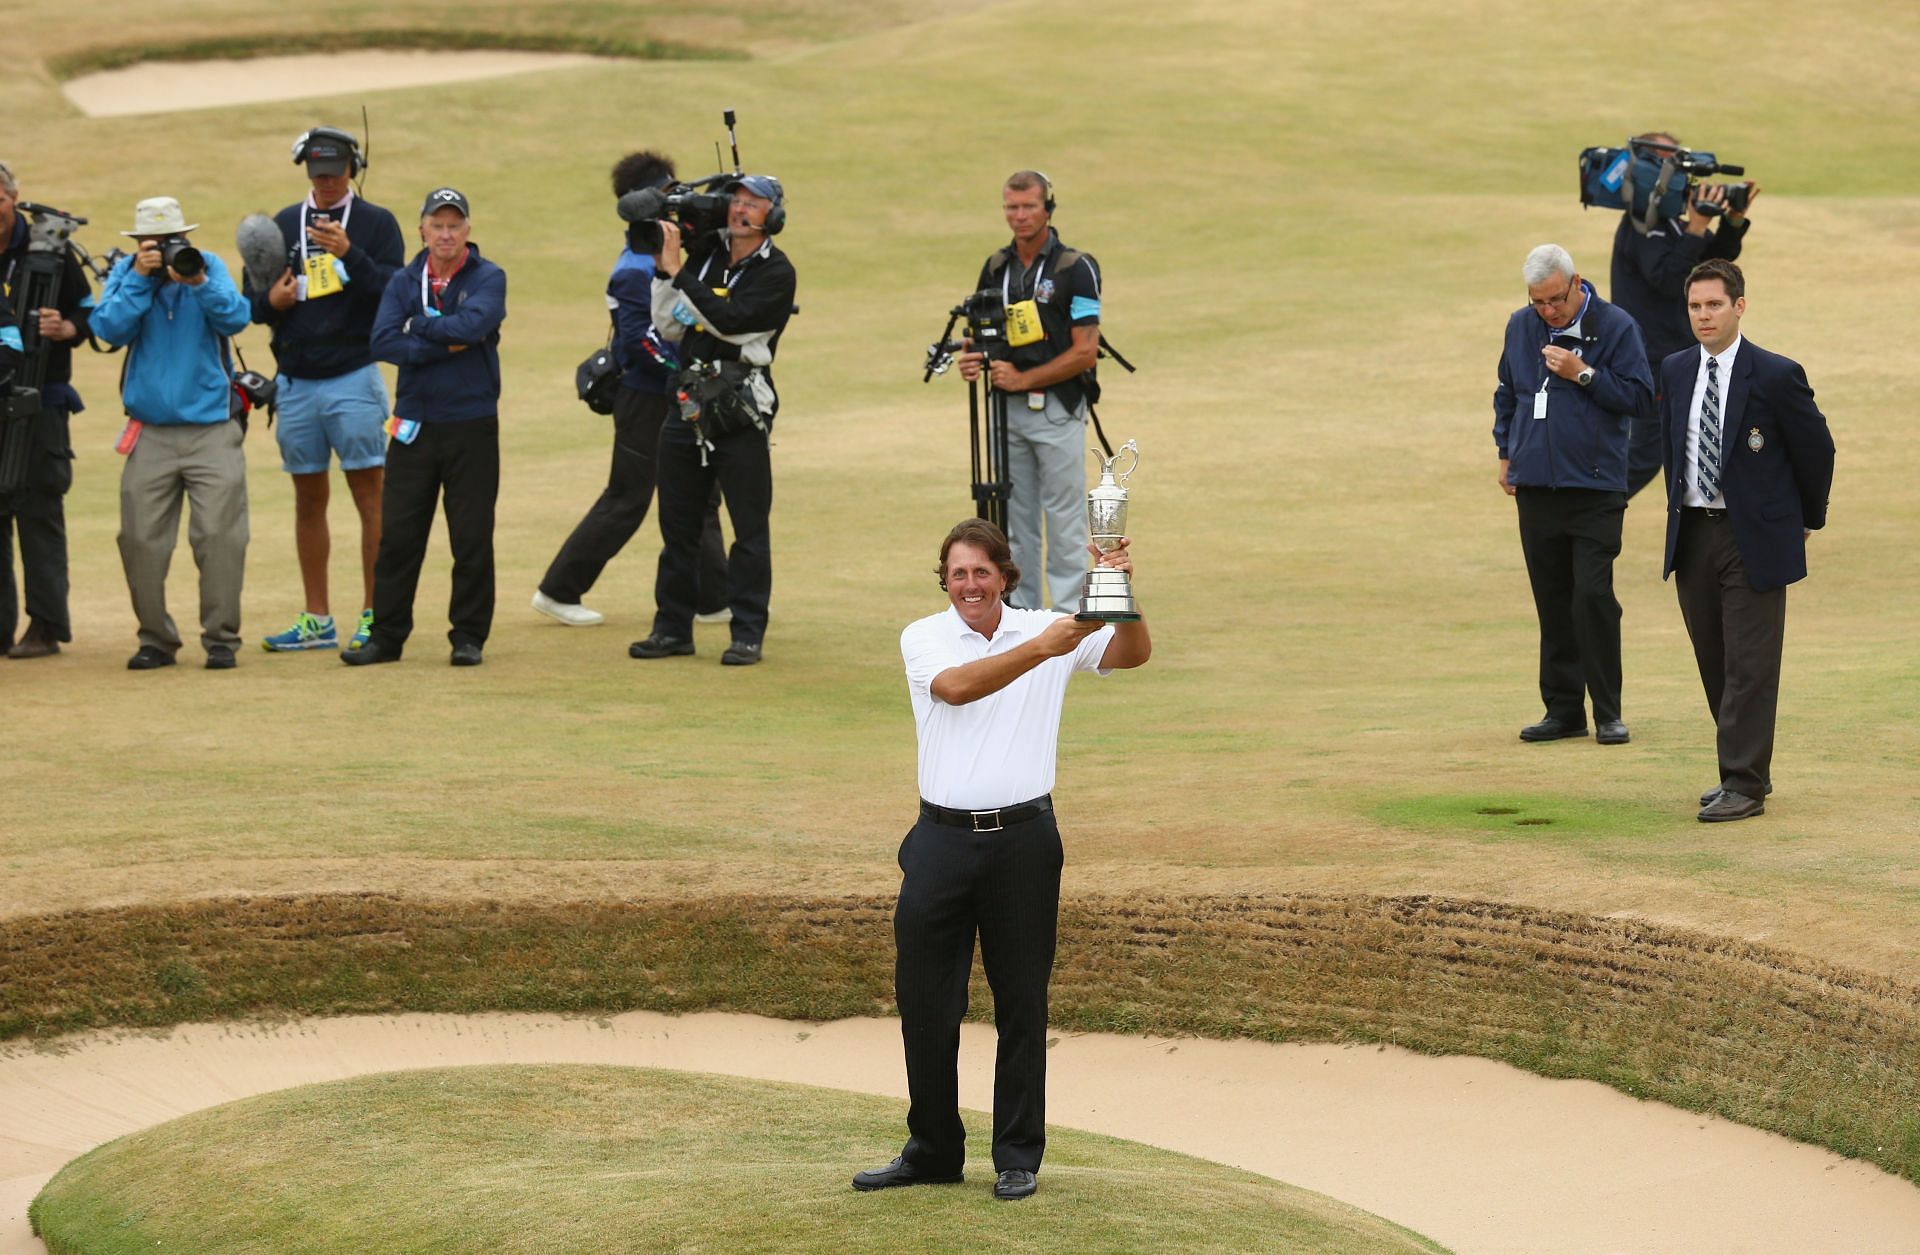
[694,607,732,625]
[532,590,604,626]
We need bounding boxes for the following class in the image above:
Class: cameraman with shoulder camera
[957,171,1102,613]
[532,150,729,631]
[247,126,405,655]
[1610,131,1757,497]
[90,196,254,671]
[629,173,794,667]
[0,160,94,659]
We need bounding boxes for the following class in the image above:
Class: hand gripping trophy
[1075,440,1141,622]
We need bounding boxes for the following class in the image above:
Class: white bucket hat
[121,197,198,237]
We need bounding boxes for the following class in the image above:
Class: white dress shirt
[1684,333,1743,508]
[900,605,1114,809]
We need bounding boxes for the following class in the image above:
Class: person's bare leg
[292,472,332,615]
[345,466,384,612]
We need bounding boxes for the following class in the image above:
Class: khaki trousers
[117,421,250,655]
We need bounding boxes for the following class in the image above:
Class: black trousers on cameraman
[651,419,770,646]
[894,803,1062,1175]
[368,417,497,654]
[0,408,76,650]
[1516,486,1625,726]
[538,384,727,611]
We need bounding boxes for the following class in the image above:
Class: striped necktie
[1698,356,1722,503]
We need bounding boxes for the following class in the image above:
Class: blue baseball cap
[724,174,783,204]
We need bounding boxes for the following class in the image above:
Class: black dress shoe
[1700,782,1775,807]
[206,644,237,670]
[7,622,60,659]
[629,633,695,659]
[993,1169,1037,1201]
[720,640,762,666]
[851,1156,963,1192]
[1519,716,1588,742]
[341,639,401,666]
[450,642,484,667]
[1595,719,1629,745]
[127,645,177,670]
[1698,790,1765,823]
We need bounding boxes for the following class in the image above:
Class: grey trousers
[117,421,250,655]
[1003,391,1089,612]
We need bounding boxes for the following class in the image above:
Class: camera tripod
[924,307,1012,531]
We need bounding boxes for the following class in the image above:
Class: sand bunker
[6,1011,1920,1254]
[63,50,606,118]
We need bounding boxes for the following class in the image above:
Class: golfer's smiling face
[945,542,1007,634]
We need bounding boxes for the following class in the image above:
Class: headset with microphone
[290,125,366,176]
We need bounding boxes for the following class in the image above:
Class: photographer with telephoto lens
[1607,131,1758,497]
[90,196,253,671]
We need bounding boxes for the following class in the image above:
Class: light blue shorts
[274,364,390,475]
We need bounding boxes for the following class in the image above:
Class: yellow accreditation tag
[303,251,344,300]
[1005,298,1044,348]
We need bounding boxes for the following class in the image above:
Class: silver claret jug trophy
[1075,440,1142,622]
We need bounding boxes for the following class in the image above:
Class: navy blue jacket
[608,247,675,394]
[1611,214,1746,370]
[1493,284,1653,492]
[247,195,404,380]
[1660,339,1834,592]
[369,244,506,423]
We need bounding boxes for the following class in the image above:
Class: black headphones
[290,126,365,176]
[731,176,786,236]
[1034,169,1056,214]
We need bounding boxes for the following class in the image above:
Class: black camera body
[159,234,204,278]
[1579,140,1750,223]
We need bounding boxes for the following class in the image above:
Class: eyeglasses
[1530,283,1578,310]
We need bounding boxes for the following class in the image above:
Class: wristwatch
[1576,367,1595,388]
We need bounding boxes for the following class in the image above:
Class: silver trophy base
[1075,567,1140,622]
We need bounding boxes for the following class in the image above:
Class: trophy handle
[1088,439,1141,485]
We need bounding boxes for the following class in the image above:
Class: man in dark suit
[1661,259,1833,822]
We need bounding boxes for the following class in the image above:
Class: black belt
[919,795,1052,833]
[1683,506,1728,520]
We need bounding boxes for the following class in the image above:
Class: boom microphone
[236,213,288,292]
[617,187,668,224]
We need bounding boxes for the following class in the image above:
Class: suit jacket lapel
[1722,343,1754,465]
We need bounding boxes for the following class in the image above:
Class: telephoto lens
[161,235,204,278]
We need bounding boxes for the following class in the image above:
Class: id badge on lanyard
[298,196,352,301]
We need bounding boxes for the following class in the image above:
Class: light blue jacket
[92,252,251,425]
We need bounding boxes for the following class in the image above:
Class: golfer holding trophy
[863,474,1151,1202]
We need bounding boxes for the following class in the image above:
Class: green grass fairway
[29,1065,1447,1254]
[4,0,1920,1191]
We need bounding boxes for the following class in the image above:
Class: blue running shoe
[349,609,374,651]
[262,612,338,652]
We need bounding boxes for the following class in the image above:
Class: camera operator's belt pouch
[1005,299,1045,348]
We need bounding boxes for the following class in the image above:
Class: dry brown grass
[6,891,1919,1182]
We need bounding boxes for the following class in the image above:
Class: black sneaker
[206,644,237,670]
[127,645,177,671]
[630,633,695,659]
[450,642,484,667]
[721,641,762,666]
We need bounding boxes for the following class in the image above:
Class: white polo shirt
[901,605,1114,810]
